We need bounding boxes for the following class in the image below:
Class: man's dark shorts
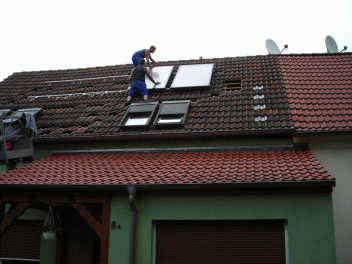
[128,81,149,98]
[131,52,141,67]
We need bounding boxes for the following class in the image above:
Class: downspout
[128,185,137,264]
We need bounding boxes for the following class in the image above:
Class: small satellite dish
[325,35,339,53]
[265,39,280,54]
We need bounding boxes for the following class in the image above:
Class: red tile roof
[277,54,352,132]
[0,150,334,186]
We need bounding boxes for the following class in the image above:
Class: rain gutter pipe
[128,185,137,264]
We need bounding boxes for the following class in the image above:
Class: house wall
[109,191,336,264]
[296,134,352,264]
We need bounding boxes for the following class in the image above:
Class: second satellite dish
[325,35,339,53]
[265,39,280,54]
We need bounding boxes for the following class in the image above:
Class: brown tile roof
[0,150,334,187]
[0,56,293,139]
[277,54,352,132]
[1,53,351,139]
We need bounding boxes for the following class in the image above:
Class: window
[119,102,158,130]
[153,100,190,128]
[125,114,150,126]
[156,115,184,124]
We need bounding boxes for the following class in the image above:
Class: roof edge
[0,180,336,193]
[51,144,308,155]
[294,130,352,137]
[34,128,295,143]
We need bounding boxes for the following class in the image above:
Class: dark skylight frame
[153,100,191,128]
[119,102,158,130]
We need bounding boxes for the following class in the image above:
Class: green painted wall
[296,134,352,264]
[109,192,336,264]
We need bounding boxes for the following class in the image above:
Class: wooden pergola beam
[70,203,102,238]
[1,196,106,204]
[0,202,31,236]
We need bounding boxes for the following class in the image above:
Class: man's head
[150,45,156,53]
[139,58,146,65]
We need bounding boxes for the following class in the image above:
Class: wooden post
[100,198,111,264]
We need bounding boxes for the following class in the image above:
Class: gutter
[0,180,336,193]
[128,185,137,264]
[294,130,352,137]
[33,128,295,143]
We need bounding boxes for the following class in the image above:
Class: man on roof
[126,58,160,104]
[131,46,158,68]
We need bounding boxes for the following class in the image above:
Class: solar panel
[145,66,174,89]
[171,64,214,89]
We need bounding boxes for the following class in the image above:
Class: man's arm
[143,66,160,85]
[144,49,153,68]
[129,68,134,84]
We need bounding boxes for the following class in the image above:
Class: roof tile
[0,150,334,186]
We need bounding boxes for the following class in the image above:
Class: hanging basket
[43,230,56,240]
[42,205,56,240]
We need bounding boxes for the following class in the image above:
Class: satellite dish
[325,35,338,53]
[265,39,280,54]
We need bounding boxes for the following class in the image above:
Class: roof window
[153,100,191,128]
[119,102,158,130]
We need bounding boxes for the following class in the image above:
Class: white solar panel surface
[171,64,214,88]
[145,66,174,89]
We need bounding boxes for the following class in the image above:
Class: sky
[0,0,351,82]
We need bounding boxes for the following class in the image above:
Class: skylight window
[119,102,158,130]
[156,115,184,124]
[125,115,150,126]
[153,100,190,128]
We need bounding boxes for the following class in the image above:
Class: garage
[155,220,286,264]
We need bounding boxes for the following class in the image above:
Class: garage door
[155,220,285,264]
[0,221,41,262]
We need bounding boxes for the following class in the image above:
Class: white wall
[296,134,352,264]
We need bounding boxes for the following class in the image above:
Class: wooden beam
[70,203,102,238]
[1,196,106,204]
[0,202,31,236]
[100,199,111,264]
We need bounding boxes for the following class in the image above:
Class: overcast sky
[1,0,351,82]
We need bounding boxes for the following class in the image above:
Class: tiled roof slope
[0,150,334,186]
[1,53,351,138]
[277,54,352,132]
[0,56,292,139]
